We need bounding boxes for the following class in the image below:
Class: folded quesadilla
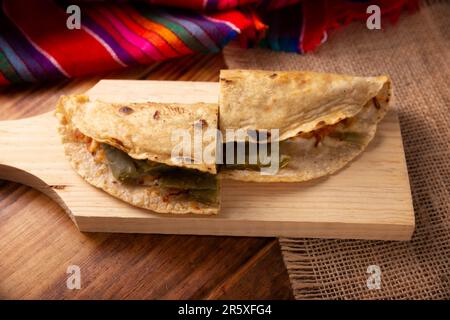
[219,70,391,182]
[56,95,220,214]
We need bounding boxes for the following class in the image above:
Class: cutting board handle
[0,113,78,224]
[0,113,52,165]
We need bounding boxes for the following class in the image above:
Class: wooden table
[0,54,293,299]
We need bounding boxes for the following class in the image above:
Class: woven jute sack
[223,1,450,299]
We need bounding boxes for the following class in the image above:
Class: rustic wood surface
[0,79,414,240]
[0,54,293,299]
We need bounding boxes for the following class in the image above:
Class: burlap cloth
[223,1,450,299]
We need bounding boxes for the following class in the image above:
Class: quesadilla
[56,95,220,214]
[219,70,391,182]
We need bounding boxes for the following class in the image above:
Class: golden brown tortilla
[219,70,391,182]
[219,94,390,182]
[219,69,390,143]
[56,95,220,214]
[56,95,218,174]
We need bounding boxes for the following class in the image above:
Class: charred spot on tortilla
[112,138,125,148]
[119,106,134,115]
[153,110,160,120]
[372,97,381,109]
[269,73,278,78]
[194,119,208,129]
[316,120,326,128]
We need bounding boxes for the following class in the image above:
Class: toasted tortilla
[219,69,390,143]
[56,95,220,214]
[56,95,218,174]
[219,94,390,182]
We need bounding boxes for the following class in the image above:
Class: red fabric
[0,72,9,85]
[4,0,123,77]
[300,0,326,53]
[109,5,178,59]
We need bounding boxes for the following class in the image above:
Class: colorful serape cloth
[0,0,419,85]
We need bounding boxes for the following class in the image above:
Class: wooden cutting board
[0,80,415,240]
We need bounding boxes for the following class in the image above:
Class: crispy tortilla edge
[219,78,391,182]
[56,108,220,215]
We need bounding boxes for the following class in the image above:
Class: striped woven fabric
[0,0,419,85]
